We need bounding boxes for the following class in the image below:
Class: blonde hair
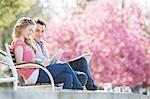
[12,17,36,52]
[12,17,35,38]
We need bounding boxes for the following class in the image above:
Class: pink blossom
[45,0,150,88]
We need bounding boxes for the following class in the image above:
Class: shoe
[86,84,104,90]
[86,84,98,90]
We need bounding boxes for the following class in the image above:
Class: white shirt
[32,39,50,62]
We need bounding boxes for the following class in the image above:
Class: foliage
[45,0,150,88]
[0,0,36,49]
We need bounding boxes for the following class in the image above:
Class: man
[32,17,98,90]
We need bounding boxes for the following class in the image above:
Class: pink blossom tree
[44,0,150,88]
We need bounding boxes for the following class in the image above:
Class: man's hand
[41,59,50,66]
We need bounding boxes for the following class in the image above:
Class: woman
[11,17,83,90]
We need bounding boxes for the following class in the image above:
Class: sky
[135,0,150,14]
[39,0,150,10]
[38,0,150,21]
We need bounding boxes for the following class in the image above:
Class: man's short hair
[33,17,47,27]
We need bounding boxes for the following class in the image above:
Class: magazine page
[69,52,92,64]
[48,49,64,64]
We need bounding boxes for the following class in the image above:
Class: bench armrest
[15,62,44,68]
[16,62,55,91]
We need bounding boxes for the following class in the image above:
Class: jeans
[69,57,97,90]
[36,63,83,90]
[75,71,87,86]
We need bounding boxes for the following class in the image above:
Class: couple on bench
[11,17,98,90]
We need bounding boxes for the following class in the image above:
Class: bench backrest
[5,44,25,85]
[5,44,16,63]
[0,46,18,90]
[5,44,18,78]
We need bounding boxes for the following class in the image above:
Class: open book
[68,52,92,65]
[41,51,92,67]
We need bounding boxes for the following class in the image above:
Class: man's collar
[34,39,43,45]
